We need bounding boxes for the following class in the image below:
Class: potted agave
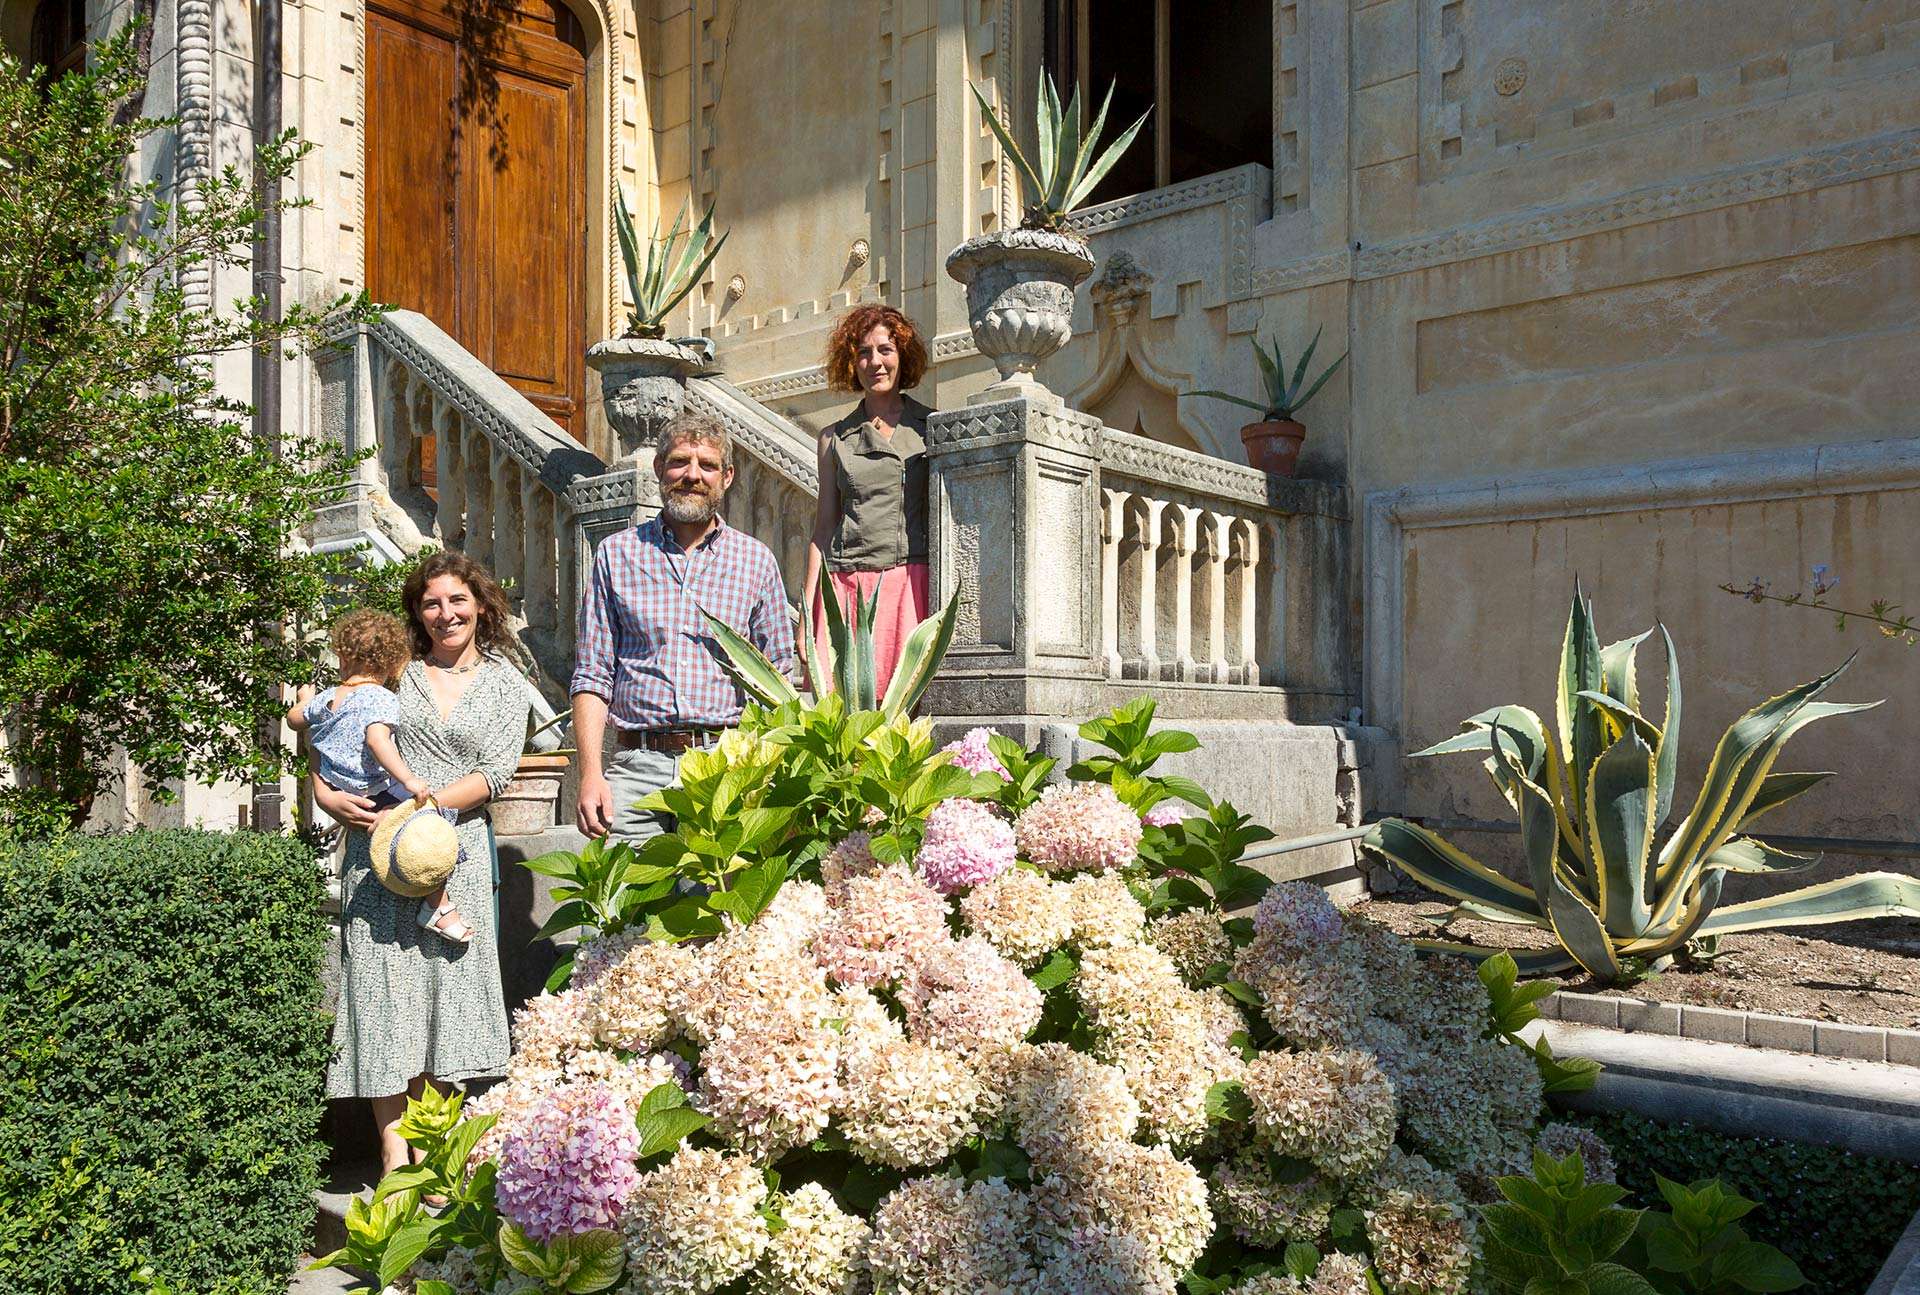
[949,77,1148,381]
[1190,325,1347,477]
[587,193,729,458]
[492,711,575,837]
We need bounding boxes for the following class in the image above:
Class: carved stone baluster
[1127,496,1167,680]
[1233,519,1260,685]
[1166,503,1200,682]
[433,406,463,546]
[1100,488,1129,678]
[494,459,525,600]
[557,489,579,662]
[784,485,809,601]
[1261,518,1288,687]
[522,480,555,632]
[463,422,494,568]
[729,459,753,534]
[1204,511,1232,682]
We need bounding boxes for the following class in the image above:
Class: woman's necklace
[427,655,481,675]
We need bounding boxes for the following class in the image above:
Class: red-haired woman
[805,304,935,696]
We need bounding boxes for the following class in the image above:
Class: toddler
[289,609,473,944]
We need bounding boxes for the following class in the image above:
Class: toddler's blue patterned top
[305,684,402,797]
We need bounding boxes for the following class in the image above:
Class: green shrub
[0,829,332,1294]
[1573,1111,1920,1295]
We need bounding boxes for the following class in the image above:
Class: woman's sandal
[416,899,474,945]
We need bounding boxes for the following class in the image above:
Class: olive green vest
[825,396,932,571]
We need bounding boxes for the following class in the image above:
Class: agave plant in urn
[949,76,1149,390]
[587,193,729,458]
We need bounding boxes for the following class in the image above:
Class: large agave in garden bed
[318,701,1595,1295]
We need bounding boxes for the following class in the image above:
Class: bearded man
[571,412,798,843]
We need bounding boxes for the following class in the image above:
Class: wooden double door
[365,0,590,442]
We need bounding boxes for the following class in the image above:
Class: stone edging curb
[1538,991,1920,1068]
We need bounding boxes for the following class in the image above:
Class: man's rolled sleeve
[748,556,800,683]
[569,548,618,701]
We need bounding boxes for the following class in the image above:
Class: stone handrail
[1098,429,1347,696]
[922,389,1352,724]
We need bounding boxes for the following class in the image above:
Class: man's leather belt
[617,726,725,755]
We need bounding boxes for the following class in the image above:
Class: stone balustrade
[923,386,1351,728]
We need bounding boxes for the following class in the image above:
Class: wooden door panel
[365,0,587,442]
[365,13,457,326]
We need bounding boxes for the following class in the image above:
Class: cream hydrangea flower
[698,1006,842,1160]
[839,1036,981,1169]
[1004,1042,1140,1172]
[1360,1148,1478,1295]
[866,1175,1038,1295]
[1044,1140,1215,1271]
[901,934,1043,1063]
[1147,908,1233,983]
[1065,871,1147,948]
[812,864,951,989]
[1013,781,1143,874]
[1534,1122,1617,1185]
[747,1182,871,1295]
[1209,1139,1338,1246]
[621,1147,771,1295]
[1244,1048,1397,1180]
[1032,1226,1177,1295]
[959,867,1072,967]
[821,831,881,897]
[572,930,694,1052]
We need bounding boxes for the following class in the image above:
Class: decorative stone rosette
[945,230,1096,379]
[586,338,705,459]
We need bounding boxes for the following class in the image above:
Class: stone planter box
[492,752,570,837]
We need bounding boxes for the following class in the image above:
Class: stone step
[312,1158,380,1260]
[1523,1019,1920,1163]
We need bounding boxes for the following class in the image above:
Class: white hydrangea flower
[621,1147,771,1295]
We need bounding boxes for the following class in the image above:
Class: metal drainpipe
[249,0,286,833]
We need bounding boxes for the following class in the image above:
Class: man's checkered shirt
[570,515,798,731]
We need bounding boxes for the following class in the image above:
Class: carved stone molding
[734,330,979,401]
[1248,250,1354,296]
[1362,127,1920,280]
[684,378,820,493]
[174,0,215,313]
[1101,428,1346,519]
[1063,165,1265,239]
[926,399,1105,459]
[565,466,651,516]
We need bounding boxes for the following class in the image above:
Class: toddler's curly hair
[331,609,412,685]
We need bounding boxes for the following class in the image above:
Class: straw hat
[369,795,460,897]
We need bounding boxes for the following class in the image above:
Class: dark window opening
[1044,0,1272,208]
[30,0,88,77]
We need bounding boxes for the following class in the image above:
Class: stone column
[923,387,1108,721]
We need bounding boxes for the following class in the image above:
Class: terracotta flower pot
[493,752,571,837]
[1240,418,1307,477]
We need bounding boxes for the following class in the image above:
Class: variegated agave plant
[1362,585,1920,983]
[969,75,1150,232]
[702,580,959,719]
[613,192,728,339]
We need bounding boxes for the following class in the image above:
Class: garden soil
[1353,897,1920,1030]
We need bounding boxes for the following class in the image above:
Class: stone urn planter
[586,337,704,459]
[945,229,1096,380]
[492,752,570,837]
[1239,418,1308,477]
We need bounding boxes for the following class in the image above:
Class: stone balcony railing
[921,387,1351,730]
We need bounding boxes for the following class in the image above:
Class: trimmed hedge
[1572,1110,1920,1295]
[0,830,332,1294]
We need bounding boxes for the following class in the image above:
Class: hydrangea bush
[318,699,1599,1295]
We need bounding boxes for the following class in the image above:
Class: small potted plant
[587,195,729,458]
[947,77,1148,381]
[1190,326,1347,477]
[492,711,573,837]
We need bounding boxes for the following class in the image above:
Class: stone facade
[13,0,1920,858]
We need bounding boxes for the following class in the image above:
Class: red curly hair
[824,305,929,393]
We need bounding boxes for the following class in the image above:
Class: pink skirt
[811,563,931,700]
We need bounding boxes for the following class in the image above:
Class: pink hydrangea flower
[1014,781,1145,874]
[942,727,1011,778]
[495,1082,642,1243]
[916,797,1017,893]
[813,865,951,988]
[1143,802,1194,828]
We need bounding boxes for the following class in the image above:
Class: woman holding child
[307,551,527,1177]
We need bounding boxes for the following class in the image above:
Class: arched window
[30,0,86,76]
[1044,0,1272,206]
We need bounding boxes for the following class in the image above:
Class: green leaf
[544,950,577,992]
[1711,1238,1806,1292]
[372,1161,438,1202]
[1694,871,1920,937]
[1587,731,1656,939]
[562,1229,628,1294]
[378,1216,445,1286]
[700,605,801,707]
[532,898,594,943]
[969,80,1046,211]
[517,849,587,879]
[1361,819,1547,922]
[415,1283,457,1295]
[1029,948,1078,990]
[1284,1242,1320,1281]
[1205,1079,1252,1123]
[1583,1263,1662,1295]
[637,1106,712,1159]
[499,1220,556,1280]
[637,1081,690,1119]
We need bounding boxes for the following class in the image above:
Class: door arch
[364,0,590,442]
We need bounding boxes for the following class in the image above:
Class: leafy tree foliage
[0,30,378,828]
